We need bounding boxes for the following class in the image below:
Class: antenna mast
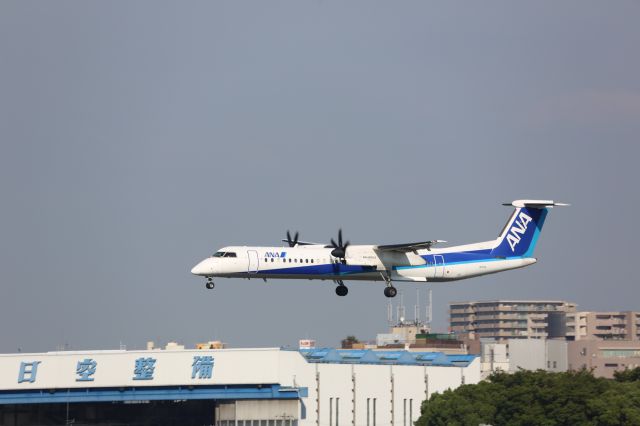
[426,288,433,332]
[415,289,420,325]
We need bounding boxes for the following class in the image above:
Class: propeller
[286,230,300,247]
[330,229,350,263]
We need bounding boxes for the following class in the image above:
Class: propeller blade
[338,229,343,247]
[331,238,338,248]
[294,231,299,245]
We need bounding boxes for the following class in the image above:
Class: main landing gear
[383,286,397,298]
[205,278,215,290]
[335,280,348,297]
[380,272,397,298]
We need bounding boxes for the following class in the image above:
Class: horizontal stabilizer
[502,200,570,209]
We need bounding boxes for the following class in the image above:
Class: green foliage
[344,335,359,343]
[614,367,640,382]
[415,369,640,426]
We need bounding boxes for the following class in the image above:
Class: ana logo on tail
[506,211,533,252]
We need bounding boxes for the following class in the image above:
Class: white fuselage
[191,241,537,284]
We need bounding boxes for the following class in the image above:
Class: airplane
[191,199,568,297]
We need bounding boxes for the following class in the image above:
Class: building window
[373,398,377,426]
[367,398,370,426]
[403,399,407,426]
[329,398,333,426]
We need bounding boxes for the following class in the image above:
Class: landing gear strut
[335,280,348,297]
[205,278,215,290]
[380,272,397,298]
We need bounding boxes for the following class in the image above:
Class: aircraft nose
[191,259,213,276]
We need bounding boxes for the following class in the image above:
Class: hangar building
[0,347,479,425]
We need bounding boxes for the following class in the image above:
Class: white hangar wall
[0,348,480,426]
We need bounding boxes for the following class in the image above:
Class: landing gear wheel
[384,286,397,298]
[206,280,214,290]
[335,285,349,296]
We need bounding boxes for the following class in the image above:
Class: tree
[341,335,360,348]
[614,366,640,382]
[416,369,640,426]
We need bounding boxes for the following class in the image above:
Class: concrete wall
[568,340,640,378]
[507,340,567,373]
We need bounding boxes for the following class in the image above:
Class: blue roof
[299,348,477,367]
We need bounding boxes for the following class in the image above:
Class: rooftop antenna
[415,289,421,325]
[426,288,433,332]
[397,292,406,324]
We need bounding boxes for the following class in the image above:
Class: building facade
[567,340,640,379]
[566,311,640,341]
[0,347,480,426]
[449,300,577,342]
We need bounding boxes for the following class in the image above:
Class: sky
[1,1,639,353]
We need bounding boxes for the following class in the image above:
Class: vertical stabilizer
[490,200,568,258]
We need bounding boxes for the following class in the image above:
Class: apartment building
[566,311,640,341]
[449,300,577,342]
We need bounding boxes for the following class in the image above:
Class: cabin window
[289,259,292,263]
[271,258,274,262]
[311,259,314,263]
[294,259,298,263]
[305,259,309,263]
[264,258,268,262]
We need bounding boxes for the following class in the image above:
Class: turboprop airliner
[191,200,568,297]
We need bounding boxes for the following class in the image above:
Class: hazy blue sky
[1,1,639,352]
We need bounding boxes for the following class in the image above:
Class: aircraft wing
[375,240,446,253]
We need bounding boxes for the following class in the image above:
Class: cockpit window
[212,251,237,258]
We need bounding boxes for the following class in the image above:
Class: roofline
[449,300,576,305]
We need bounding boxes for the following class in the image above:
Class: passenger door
[247,250,259,273]
[431,255,445,279]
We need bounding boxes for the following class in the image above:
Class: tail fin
[490,200,568,258]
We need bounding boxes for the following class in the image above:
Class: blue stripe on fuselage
[259,263,376,276]
[257,249,525,276]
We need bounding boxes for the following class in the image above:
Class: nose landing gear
[205,278,215,290]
